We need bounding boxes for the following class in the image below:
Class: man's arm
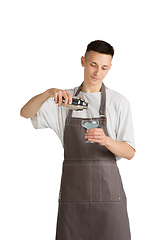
[85,128,135,160]
[20,88,72,119]
[104,137,135,160]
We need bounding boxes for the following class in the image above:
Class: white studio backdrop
[0,0,160,239]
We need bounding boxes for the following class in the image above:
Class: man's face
[81,51,112,88]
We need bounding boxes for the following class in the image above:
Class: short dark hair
[85,40,114,58]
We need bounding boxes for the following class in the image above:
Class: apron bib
[55,83,131,240]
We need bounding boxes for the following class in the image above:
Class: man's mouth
[91,76,99,81]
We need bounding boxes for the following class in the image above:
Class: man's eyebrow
[103,65,110,68]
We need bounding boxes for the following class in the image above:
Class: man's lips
[91,76,99,80]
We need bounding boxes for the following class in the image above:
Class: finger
[62,91,69,107]
[86,129,103,136]
[85,133,104,141]
[86,128,102,133]
[87,138,100,143]
[87,136,104,145]
[55,92,58,104]
[67,92,72,105]
[85,135,103,140]
[57,91,62,107]
[64,91,72,105]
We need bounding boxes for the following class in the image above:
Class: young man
[21,40,135,240]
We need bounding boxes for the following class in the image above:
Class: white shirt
[30,87,135,160]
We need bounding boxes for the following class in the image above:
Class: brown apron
[55,83,131,240]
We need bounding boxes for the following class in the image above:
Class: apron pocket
[101,163,121,202]
[60,163,91,202]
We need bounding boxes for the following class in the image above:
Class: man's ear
[81,56,85,67]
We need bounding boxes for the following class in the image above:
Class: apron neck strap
[67,82,106,118]
[99,82,106,117]
[75,82,83,96]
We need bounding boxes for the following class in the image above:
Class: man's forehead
[86,51,112,64]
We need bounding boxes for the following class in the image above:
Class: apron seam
[100,162,102,201]
[90,162,92,202]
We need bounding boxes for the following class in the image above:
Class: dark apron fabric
[55,83,131,240]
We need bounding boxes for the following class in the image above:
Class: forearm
[105,136,135,160]
[20,88,72,119]
[20,89,52,119]
[85,128,135,160]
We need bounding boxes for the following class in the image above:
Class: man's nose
[94,67,100,76]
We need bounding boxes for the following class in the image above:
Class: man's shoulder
[107,88,130,109]
[66,86,79,96]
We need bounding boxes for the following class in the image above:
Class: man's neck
[81,82,102,93]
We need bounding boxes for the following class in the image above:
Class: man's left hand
[85,128,108,146]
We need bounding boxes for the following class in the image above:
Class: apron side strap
[67,109,73,118]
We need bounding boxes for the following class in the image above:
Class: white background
[0,0,160,239]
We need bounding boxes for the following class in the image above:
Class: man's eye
[90,64,96,67]
[102,67,109,71]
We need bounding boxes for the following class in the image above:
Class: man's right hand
[48,88,72,107]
